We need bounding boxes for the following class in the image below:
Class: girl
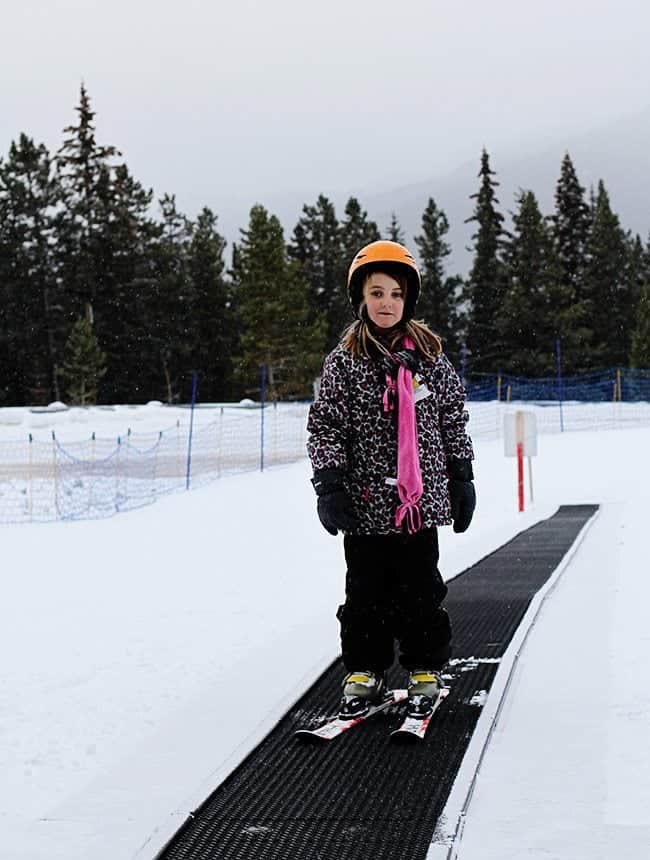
[307,240,475,718]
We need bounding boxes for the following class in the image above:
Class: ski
[295,689,408,742]
[390,687,449,741]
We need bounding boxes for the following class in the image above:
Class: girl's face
[362,272,405,329]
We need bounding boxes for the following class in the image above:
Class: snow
[1,408,650,859]
[0,403,218,442]
[430,427,650,859]
[467,690,488,708]
[447,504,650,858]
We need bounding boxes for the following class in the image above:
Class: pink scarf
[382,336,423,533]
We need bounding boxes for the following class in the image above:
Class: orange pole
[517,441,525,512]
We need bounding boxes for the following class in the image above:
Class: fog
[2,0,648,236]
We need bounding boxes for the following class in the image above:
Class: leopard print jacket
[307,344,474,535]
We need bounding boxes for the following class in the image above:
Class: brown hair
[341,268,442,359]
[341,318,443,360]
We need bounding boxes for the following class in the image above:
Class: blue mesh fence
[465,368,650,403]
[0,404,310,525]
[1,371,650,524]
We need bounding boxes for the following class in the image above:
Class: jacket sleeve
[432,353,474,461]
[306,349,350,472]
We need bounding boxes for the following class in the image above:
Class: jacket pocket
[349,477,398,533]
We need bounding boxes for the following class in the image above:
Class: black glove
[380,348,419,377]
[447,458,476,534]
[311,469,359,536]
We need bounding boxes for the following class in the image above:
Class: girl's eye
[370,291,401,298]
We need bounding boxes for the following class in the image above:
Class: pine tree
[630,282,650,367]
[0,135,62,404]
[187,207,234,400]
[96,163,158,402]
[62,310,107,405]
[500,191,559,375]
[623,233,648,365]
[54,85,161,402]
[583,181,629,367]
[289,194,344,353]
[335,197,381,343]
[55,84,120,319]
[340,196,381,262]
[232,204,326,400]
[413,197,461,360]
[625,233,648,299]
[386,212,405,244]
[148,194,194,403]
[550,153,592,372]
[463,149,507,374]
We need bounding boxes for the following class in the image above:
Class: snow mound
[0,408,24,426]
[468,690,489,707]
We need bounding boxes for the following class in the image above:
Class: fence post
[612,367,622,427]
[555,338,564,432]
[115,437,121,511]
[52,431,59,520]
[216,407,224,478]
[88,432,96,514]
[153,431,161,497]
[273,401,279,466]
[28,433,33,522]
[186,371,198,490]
[124,428,131,503]
[176,420,182,486]
[260,362,267,472]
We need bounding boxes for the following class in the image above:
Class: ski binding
[390,687,449,741]
[295,689,408,742]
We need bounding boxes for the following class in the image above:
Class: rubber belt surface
[157,504,598,860]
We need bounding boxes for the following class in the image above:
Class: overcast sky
[2,0,649,216]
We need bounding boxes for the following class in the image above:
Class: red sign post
[517,441,524,512]
[516,411,525,512]
[505,410,538,513]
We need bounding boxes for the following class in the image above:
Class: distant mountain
[363,106,650,276]
[190,107,650,277]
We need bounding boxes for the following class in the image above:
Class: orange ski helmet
[347,240,421,321]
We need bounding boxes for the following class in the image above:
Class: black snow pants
[337,528,452,675]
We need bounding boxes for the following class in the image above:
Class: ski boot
[407,669,443,718]
[339,670,385,719]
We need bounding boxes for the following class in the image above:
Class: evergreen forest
[1,87,649,407]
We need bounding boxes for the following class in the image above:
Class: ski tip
[294,729,331,743]
[390,729,424,743]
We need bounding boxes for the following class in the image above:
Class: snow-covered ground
[0,402,309,523]
[439,428,650,859]
[1,399,647,526]
[1,409,649,859]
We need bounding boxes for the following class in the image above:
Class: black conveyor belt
[157,504,597,860]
